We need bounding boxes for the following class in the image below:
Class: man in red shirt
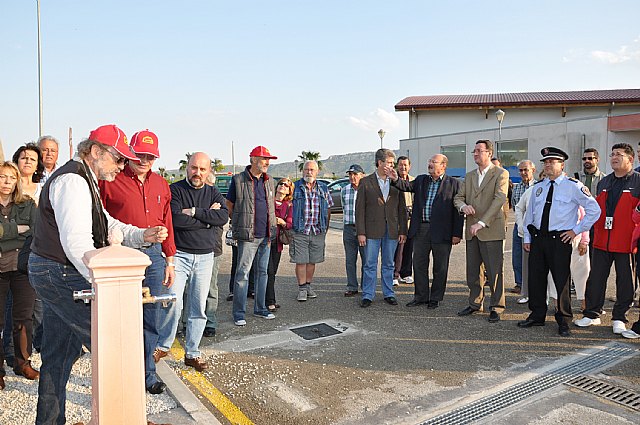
[99,129,176,394]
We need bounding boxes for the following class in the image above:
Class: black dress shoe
[427,301,439,309]
[457,306,480,316]
[146,381,166,394]
[203,328,216,337]
[517,319,545,328]
[360,299,372,308]
[344,290,359,297]
[248,292,255,299]
[225,294,233,301]
[488,311,500,322]
[406,300,426,307]
[558,327,571,337]
[384,297,398,305]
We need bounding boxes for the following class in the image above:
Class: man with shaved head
[155,152,228,372]
[389,154,463,308]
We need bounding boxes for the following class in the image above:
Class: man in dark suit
[453,140,510,322]
[356,148,407,307]
[389,154,464,308]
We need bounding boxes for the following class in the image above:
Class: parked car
[214,174,233,196]
[327,178,350,213]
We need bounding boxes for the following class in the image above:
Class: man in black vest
[29,125,169,425]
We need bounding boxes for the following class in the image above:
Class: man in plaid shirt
[291,160,334,301]
[342,164,366,297]
[510,160,536,294]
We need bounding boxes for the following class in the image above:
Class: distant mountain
[163,150,401,181]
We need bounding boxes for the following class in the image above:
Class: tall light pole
[378,129,386,149]
[496,109,505,142]
[37,0,43,137]
[294,160,299,180]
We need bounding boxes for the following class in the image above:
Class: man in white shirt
[38,135,60,183]
[29,124,169,425]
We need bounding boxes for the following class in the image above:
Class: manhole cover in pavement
[290,323,342,340]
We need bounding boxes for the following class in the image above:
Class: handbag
[278,204,292,245]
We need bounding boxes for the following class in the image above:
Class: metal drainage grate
[420,343,638,425]
[290,323,342,340]
[565,376,640,412]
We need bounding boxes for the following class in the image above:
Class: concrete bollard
[79,239,151,425]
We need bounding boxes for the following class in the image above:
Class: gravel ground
[0,351,177,424]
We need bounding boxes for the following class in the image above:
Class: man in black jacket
[389,154,464,308]
[156,152,228,372]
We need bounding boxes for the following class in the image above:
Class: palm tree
[212,158,225,173]
[297,151,323,172]
[179,152,192,172]
[157,166,167,178]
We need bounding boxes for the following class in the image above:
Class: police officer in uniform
[518,147,601,336]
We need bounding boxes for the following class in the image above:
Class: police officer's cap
[540,147,568,162]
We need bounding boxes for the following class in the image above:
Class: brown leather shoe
[184,356,208,372]
[14,362,40,380]
[0,375,5,390]
[153,348,168,363]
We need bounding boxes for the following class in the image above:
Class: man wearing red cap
[227,146,278,326]
[28,125,170,424]
[98,129,176,395]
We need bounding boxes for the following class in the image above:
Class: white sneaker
[403,276,414,284]
[612,320,626,334]
[392,279,399,286]
[234,319,246,326]
[297,288,308,302]
[574,317,601,327]
[517,297,529,304]
[621,329,640,339]
[253,312,276,320]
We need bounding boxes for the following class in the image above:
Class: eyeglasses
[518,168,530,173]
[471,149,490,154]
[134,153,156,162]
[609,152,627,158]
[277,181,290,187]
[0,174,18,182]
[582,157,596,161]
[103,147,126,165]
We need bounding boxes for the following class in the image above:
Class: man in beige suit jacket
[454,140,510,322]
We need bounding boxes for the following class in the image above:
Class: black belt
[528,224,570,238]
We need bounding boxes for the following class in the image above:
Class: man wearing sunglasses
[99,130,176,395]
[575,148,605,195]
[29,124,170,425]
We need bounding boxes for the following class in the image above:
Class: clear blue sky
[1,1,639,169]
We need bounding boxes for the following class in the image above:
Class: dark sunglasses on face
[582,157,596,161]
[278,181,290,187]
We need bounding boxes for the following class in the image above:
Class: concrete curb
[156,360,222,425]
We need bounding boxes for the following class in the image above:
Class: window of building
[496,139,528,183]
[441,144,466,177]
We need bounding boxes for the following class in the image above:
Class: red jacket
[593,172,640,253]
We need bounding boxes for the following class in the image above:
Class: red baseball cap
[249,145,277,159]
[88,124,136,160]
[130,130,160,158]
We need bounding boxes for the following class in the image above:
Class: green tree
[212,158,225,173]
[179,152,192,172]
[157,166,167,178]
[297,151,323,172]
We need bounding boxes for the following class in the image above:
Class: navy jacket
[392,173,464,243]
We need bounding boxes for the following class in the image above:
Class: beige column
[82,240,151,425]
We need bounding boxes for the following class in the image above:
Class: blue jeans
[233,238,270,321]
[205,255,221,329]
[28,253,90,425]
[157,250,213,359]
[343,224,366,292]
[512,225,523,286]
[362,229,398,301]
[140,243,165,387]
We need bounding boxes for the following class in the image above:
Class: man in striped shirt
[342,164,366,297]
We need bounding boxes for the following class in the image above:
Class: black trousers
[527,233,573,326]
[584,249,634,323]
[394,236,414,279]
[412,222,453,303]
[266,241,282,306]
[0,271,36,375]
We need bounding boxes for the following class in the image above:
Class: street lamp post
[36,0,43,137]
[294,160,299,180]
[495,109,505,142]
[378,129,386,149]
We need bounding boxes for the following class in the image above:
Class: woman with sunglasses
[266,178,293,312]
[0,162,39,389]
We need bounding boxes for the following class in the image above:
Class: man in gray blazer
[356,149,407,307]
[454,140,510,322]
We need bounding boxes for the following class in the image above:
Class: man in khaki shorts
[290,160,333,301]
